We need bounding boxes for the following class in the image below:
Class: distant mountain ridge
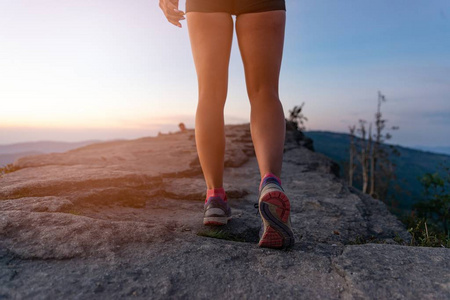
[305,130,450,213]
[0,140,103,154]
[412,146,450,156]
[0,140,102,166]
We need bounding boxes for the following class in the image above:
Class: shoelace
[254,203,259,215]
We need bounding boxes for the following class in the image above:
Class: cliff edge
[0,124,448,299]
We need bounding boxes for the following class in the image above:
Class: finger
[166,12,184,20]
[167,15,184,24]
[167,8,185,18]
[160,0,183,26]
[166,0,184,15]
[162,7,184,20]
[173,8,185,15]
[166,11,184,19]
[168,19,182,28]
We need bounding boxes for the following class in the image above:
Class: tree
[356,120,370,193]
[369,91,386,195]
[348,125,357,186]
[415,168,450,235]
[404,166,450,247]
[370,91,399,199]
[347,91,399,201]
[288,103,308,132]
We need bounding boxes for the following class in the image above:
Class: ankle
[260,173,282,190]
[206,187,227,203]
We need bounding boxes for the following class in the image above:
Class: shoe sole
[203,216,232,226]
[258,190,295,248]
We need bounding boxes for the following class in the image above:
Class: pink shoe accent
[258,188,295,248]
[261,191,290,223]
[206,187,227,203]
[259,173,282,191]
[259,227,284,248]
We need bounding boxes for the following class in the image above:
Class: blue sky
[0,0,449,147]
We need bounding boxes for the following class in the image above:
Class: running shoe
[203,196,232,226]
[258,178,295,248]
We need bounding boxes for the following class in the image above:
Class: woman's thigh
[236,0,285,15]
[235,10,286,98]
[186,12,234,98]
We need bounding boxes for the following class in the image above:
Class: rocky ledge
[0,124,448,299]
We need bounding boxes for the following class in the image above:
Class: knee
[247,87,280,106]
[197,90,227,108]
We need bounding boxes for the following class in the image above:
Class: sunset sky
[1,0,449,148]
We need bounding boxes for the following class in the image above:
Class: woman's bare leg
[187,12,234,189]
[235,11,294,248]
[236,11,286,179]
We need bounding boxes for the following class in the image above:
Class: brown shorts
[186,0,286,16]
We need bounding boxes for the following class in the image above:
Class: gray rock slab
[0,124,444,299]
[0,210,171,259]
[333,244,450,299]
[0,196,74,212]
[0,238,346,300]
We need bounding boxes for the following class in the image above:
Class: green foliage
[412,167,449,234]
[401,167,450,248]
[403,217,449,248]
[393,233,404,244]
[420,171,447,196]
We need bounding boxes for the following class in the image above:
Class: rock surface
[0,124,449,299]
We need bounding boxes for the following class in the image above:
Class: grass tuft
[405,217,449,248]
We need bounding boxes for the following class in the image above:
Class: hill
[0,140,102,166]
[305,130,450,212]
[414,146,450,156]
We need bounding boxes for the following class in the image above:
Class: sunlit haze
[1,0,449,147]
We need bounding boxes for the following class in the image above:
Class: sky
[0,0,449,147]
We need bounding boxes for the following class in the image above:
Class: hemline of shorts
[186,0,286,16]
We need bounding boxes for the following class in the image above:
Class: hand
[159,0,185,28]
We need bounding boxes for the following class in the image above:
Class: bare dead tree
[370,91,399,199]
[370,91,386,195]
[357,119,370,193]
[348,125,357,187]
[368,122,373,194]
[348,91,400,199]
